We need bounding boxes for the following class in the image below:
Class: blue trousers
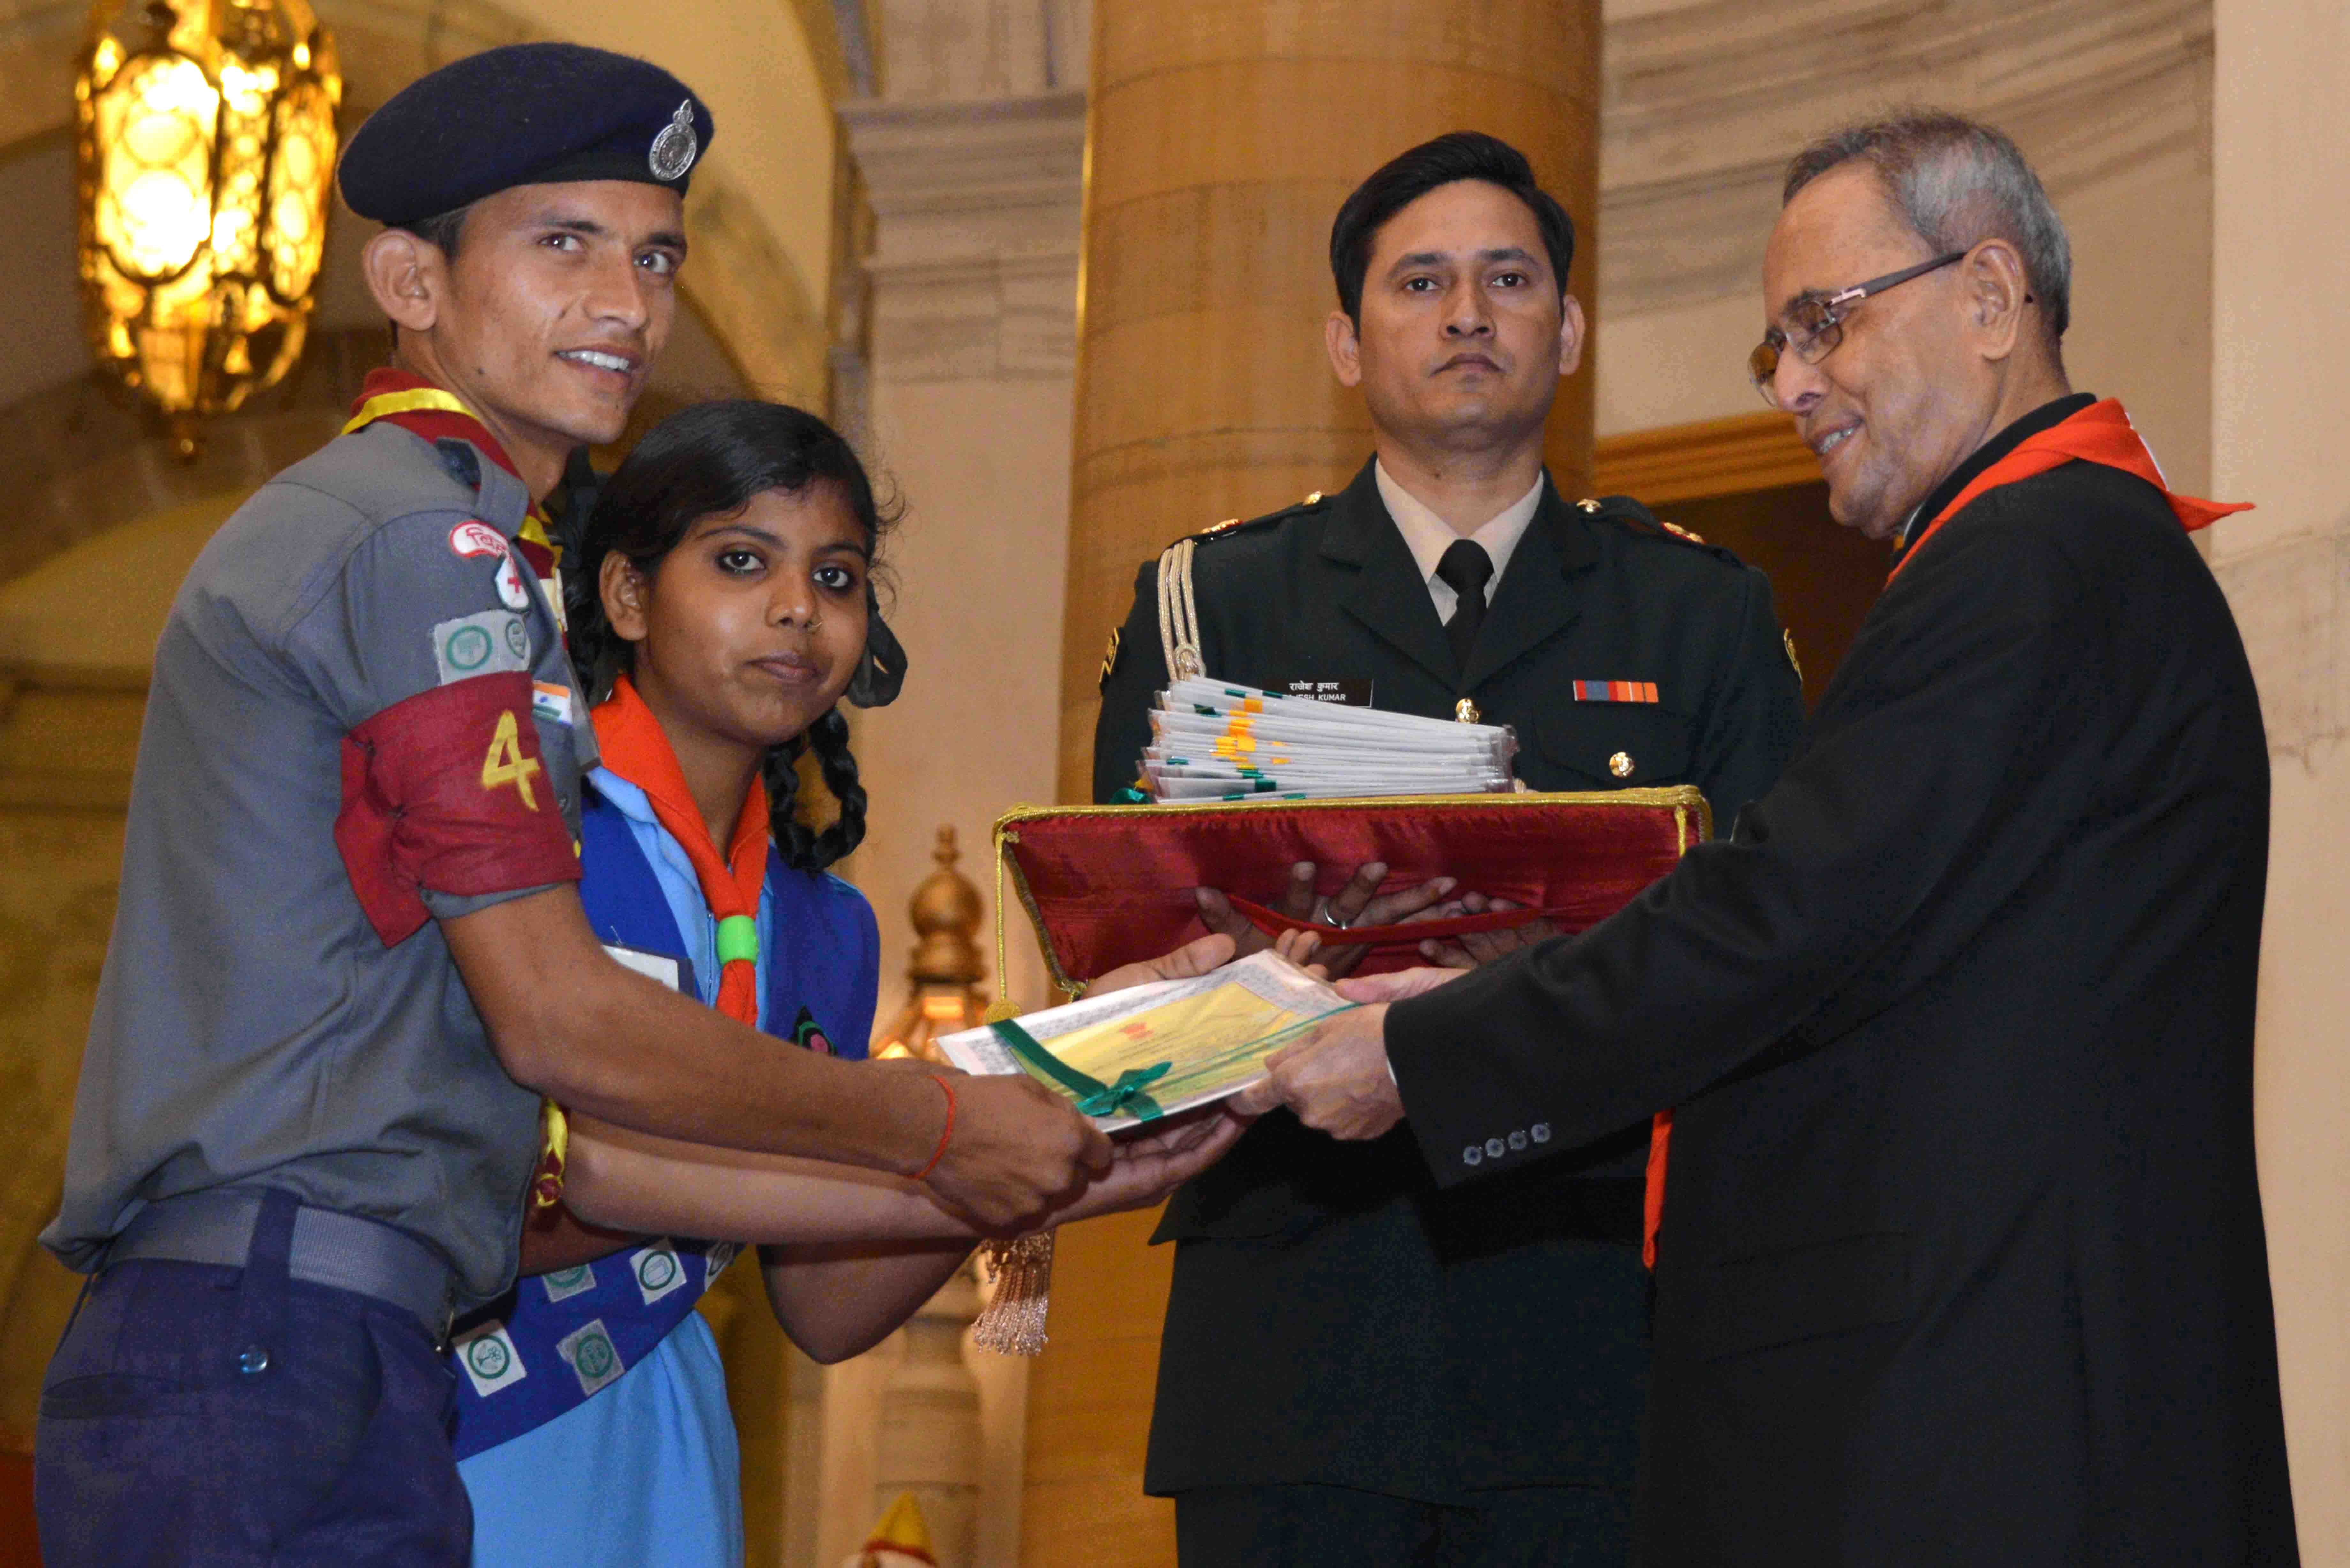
[35,1194,470,1565]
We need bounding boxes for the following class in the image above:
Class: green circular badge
[548,1266,588,1288]
[467,1337,510,1378]
[639,1251,678,1291]
[445,625,492,670]
[575,1332,616,1379]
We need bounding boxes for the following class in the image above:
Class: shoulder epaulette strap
[1183,487,1334,547]
[1574,494,1747,568]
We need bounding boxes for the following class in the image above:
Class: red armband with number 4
[336,672,581,946]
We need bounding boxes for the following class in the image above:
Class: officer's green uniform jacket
[1093,456,1804,1503]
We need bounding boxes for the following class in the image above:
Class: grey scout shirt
[44,421,593,1310]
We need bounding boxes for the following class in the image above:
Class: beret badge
[648,99,699,182]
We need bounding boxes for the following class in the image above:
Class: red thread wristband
[913,1073,956,1181]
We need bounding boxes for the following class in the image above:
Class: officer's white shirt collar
[1374,459,1545,620]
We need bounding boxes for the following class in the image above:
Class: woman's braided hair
[565,399,903,872]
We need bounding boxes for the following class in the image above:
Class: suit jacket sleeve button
[1531,1122,1551,1143]
[1463,1144,1484,1166]
[1485,1137,1507,1159]
[1508,1129,1528,1151]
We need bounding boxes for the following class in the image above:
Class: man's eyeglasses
[1747,250,1967,407]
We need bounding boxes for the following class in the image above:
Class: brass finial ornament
[868,826,1057,1357]
[871,825,991,1062]
[76,0,342,461]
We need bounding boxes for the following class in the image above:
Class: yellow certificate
[936,951,1352,1129]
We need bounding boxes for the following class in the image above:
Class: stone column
[1052,0,1603,799]
[1027,7,1601,1562]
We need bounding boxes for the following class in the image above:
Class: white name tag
[603,943,682,991]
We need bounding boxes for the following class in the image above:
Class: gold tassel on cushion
[972,1231,1054,1356]
[970,997,1055,1355]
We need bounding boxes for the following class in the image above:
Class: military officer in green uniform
[1093,132,1806,1565]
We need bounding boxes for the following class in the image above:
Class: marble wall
[2205,2,2350,1556]
[1592,0,2216,497]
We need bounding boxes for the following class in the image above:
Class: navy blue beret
[339,43,716,226]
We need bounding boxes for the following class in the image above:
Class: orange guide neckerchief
[1643,401,2249,1271]
[590,674,769,1027]
[341,368,559,562]
[1887,398,2249,585]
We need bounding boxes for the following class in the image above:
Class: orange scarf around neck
[1645,401,2250,1271]
[1889,398,2249,584]
[590,674,769,1026]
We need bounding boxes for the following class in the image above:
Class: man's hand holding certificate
[936,949,1353,1130]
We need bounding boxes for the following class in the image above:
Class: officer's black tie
[1436,539,1495,674]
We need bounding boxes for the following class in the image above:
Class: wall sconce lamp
[76,0,340,459]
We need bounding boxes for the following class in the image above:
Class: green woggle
[716,914,759,965]
[988,1020,1170,1121]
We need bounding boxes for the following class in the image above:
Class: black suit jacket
[1094,459,1803,1500]
[1389,458,2297,1562]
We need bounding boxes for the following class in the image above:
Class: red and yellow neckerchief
[1888,398,2248,585]
[342,368,560,569]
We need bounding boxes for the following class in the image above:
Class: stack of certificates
[1141,679,1518,801]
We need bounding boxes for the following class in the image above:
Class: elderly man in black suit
[1239,111,2300,1565]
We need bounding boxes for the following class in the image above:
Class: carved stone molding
[871,0,1089,104]
[1597,0,2216,317]
[840,89,1086,382]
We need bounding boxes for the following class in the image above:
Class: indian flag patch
[531,680,573,726]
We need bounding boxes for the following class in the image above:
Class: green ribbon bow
[989,1019,1171,1122]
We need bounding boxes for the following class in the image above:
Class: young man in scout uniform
[36,44,1114,1562]
[1244,112,2297,1567]
[1094,132,1805,1565]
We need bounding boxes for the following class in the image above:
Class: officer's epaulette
[1185,487,1335,546]
[1573,494,1748,569]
